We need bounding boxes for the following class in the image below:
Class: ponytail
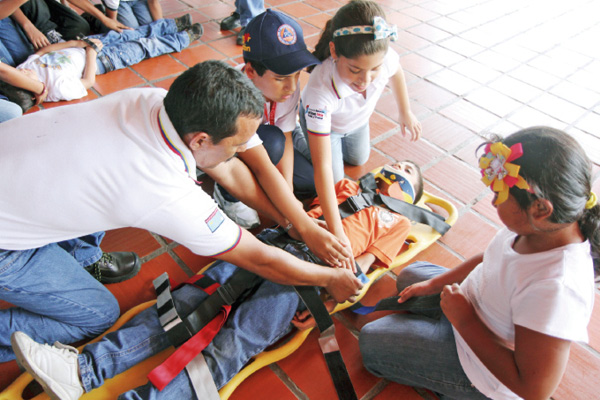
[309,19,335,72]
[580,202,600,276]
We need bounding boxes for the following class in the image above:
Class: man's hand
[325,268,363,303]
[296,220,353,269]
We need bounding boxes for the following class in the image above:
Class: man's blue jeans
[0,99,23,123]
[116,0,153,29]
[92,18,189,75]
[0,18,34,66]
[0,232,119,362]
[78,260,300,399]
[236,0,265,27]
[358,262,489,399]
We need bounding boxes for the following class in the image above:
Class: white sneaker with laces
[11,331,84,400]
[213,182,260,229]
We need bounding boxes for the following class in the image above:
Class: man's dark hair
[0,81,35,113]
[164,60,264,143]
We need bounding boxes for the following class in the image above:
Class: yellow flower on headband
[479,142,530,205]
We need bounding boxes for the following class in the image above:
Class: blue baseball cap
[242,9,320,76]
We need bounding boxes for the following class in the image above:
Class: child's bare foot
[291,299,337,330]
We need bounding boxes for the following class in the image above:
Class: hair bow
[333,16,397,41]
[479,142,530,205]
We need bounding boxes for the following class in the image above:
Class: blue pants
[235,0,265,26]
[78,260,300,399]
[0,18,34,66]
[116,0,153,29]
[0,99,23,123]
[358,262,489,400]
[92,18,189,75]
[297,103,370,183]
[0,232,118,362]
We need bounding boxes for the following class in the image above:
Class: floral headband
[479,142,530,205]
[333,16,397,41]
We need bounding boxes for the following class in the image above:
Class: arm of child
[277,130,294,190]
[10,9,50,50]
[0,63,47,104]
[389,67,421,141]
[442,284,571,399]
[237,144,353,267]
[80,40,101,89]
[0,0,29,19]
[65,0,132,32]
[308,132,356,272]
[398,253,484,302]
[147,0,162,21]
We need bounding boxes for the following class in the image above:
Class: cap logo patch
[277,24,297,45]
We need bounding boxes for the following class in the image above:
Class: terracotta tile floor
[2,0,600,398]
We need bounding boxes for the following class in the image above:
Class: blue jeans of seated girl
[359,262,489,400]
[116,0,153,29]
[0,232,118,362]
[0,99,23,123]
[92,18,189,75]
[297,105,370,183]
[78,260,300,399]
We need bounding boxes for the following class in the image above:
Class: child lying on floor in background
[1,14,201,107]
[10,160,424,400]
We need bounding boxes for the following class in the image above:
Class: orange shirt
[307,179,411,267]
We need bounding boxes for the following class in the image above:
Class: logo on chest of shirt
[205,208,225,233]
[305,104,328,120]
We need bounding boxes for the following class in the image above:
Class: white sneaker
[213,182,260,229]
[11,331,84,400]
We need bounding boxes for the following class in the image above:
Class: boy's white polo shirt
[301,47,399,136]
[237,63,301,150]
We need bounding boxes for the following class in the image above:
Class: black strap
[154,268,263,348]
[336,173,451,235]
[349,294,441,317]
[295,286,358,400]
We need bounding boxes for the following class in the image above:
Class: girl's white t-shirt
[18,48,87,102]
[455,227,595,399]
[301,47,399,135]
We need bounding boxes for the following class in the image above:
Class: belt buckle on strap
[347,194,369,213]
[216,285,236,305]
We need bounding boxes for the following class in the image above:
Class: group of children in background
[4,1,599,399]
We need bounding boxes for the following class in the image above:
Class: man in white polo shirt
[0,60,362,363]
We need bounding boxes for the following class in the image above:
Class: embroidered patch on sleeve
[205,208,225,233]
[305,104,328,121]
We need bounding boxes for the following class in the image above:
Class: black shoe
[85,252,141,284]
[236,27,245,46]
[175,13,192,31]
[186,23,204,43]
[220,11,241,31]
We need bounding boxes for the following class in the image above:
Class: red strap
[148,305,231,390]
[264,102,276,126]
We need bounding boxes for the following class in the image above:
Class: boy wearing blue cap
[206,10,356,270]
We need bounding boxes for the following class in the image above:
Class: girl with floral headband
[359,126,599,399]
[294,0,421,271]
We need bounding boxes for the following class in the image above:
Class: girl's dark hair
[489,126,600,272]
[0,80,35,113]
[309,0,389,72]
